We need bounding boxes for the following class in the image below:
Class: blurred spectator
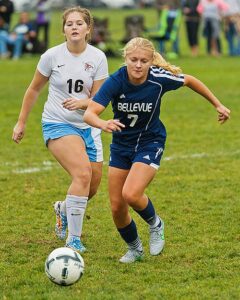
[122,15,145,43]
[223,0,240,55]
[197,0,229,56]
[36,0,51,49]
[182,0,200,56]
[0,15,9,58]
[2,12,37,59]
[155,0,180,11]
[91,17,120,57]
[0,0,14,29]
[139,0,155,7]
[92,17,110,46]
[149,0,182,58]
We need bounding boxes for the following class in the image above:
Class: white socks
[66,195,88,238]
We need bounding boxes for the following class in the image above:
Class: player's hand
[101,119,125,133]
[216,104,230,124]
[12,122,25,144]
[62,98,83,110]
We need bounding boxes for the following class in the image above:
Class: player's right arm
[12,70,49,143]
[84,76,125,133]
[83,100,125,133]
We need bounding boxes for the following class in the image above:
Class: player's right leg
[48,135,92,253]
[50,125,103,240]
[53,161,103,240]
[108,166,144,263]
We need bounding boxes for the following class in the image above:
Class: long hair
[123,37,182,75]
[62,6,93,42]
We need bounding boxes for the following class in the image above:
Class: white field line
[0,160,58,174]
[163,149,240,161]
[1,150,239,174]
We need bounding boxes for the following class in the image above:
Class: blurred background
[11,0,153,11]
[1,0,240,60]
[0,3,239,299]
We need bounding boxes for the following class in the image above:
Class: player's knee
[111,201,126,218]
[122,189,139,206]
[72,167,92,188]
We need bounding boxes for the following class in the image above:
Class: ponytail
[153,51,182,75]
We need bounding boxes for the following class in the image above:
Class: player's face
[64,12,90,43]
[125,48,153,85]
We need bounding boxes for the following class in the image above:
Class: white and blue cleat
[54,201,68,240]
[66,236,86,253]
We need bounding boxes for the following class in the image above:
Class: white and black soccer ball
[45,247,84,286]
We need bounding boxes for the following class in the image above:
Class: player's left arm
[183,74,231,124]
[62,79,106,111]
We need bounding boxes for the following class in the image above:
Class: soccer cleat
[54,201,68,240]
[149,220,165,256]
[119,249,144,263]
[66,236,86,253]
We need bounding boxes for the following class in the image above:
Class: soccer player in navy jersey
[83,37,230,263]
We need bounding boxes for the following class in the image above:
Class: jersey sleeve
[92,77,117,107]
[37,50,52,77]
[150,67,185,93]
[93,53,109,81]
[163,72,185,92]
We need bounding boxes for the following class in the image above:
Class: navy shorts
[42,122,103,162]
[109,141,165,170]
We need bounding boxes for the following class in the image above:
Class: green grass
[0,8,240,300]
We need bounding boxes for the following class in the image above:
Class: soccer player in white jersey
[83,37,230,263]
[12,7,108,253]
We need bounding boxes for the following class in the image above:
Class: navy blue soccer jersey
[93,66,185,149]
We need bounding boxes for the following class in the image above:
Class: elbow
[83,111,101,130]
[83,111,93,127]
[83,111,88,123]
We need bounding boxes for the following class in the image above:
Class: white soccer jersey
[37,42,108,128]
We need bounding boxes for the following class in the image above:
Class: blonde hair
[62,6,93,42]
[123,37,182,75]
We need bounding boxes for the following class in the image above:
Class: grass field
[0,8,240,300]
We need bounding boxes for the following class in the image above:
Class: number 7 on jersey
[127,114,138,127]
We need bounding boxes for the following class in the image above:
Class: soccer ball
[45,247,84,286]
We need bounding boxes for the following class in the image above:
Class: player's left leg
[86,126,103,200]
[89,161,103,199]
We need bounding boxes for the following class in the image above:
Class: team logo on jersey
[84,62,94,72]
[143,155,150,160]
[120,94,126,99]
